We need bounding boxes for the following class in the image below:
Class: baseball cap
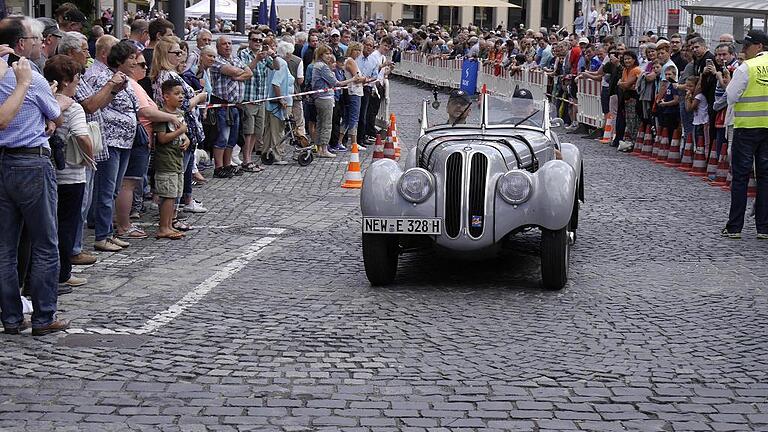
[578,37,589,45]
[738,29,768,46]
[63,9,87,24]
[449,89,472,105]
[38,18,64,38]
[330,28,340,37]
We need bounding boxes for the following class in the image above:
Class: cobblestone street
[1,78,767,432]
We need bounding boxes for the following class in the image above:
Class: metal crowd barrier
[392,51,605,128]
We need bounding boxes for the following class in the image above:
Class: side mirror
[550,118,565,128]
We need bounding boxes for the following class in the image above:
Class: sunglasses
[169,50,183,55]
[250,38,263,42]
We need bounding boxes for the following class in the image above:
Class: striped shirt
[74,76,109,162]
[239,48,274,102]
[0,60,60,150]
[210,55,247,103]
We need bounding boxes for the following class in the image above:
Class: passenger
[446,89,472,125]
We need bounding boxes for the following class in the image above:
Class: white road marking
[64,230,285,336]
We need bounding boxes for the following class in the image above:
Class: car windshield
[486,95,544,128]
[423,93,544,130]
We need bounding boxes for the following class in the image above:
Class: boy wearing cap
[722,30,768,240]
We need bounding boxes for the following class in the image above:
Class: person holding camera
[0,19,70,336]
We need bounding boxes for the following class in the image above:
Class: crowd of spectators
[1,2,765,336]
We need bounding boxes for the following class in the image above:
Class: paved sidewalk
[0,78,766,431]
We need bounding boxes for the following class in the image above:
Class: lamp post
[169,0,185,38]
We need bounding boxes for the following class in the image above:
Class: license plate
[363,217,442,235]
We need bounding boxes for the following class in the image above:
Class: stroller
[261,115,313,167]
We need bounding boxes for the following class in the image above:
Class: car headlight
[498,170,533,205]
[398,168,434,203]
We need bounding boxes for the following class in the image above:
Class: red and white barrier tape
[200,79,382,109]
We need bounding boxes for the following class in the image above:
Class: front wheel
[362,234,399,286]
[297,151,313,166]
[540,227,569,290]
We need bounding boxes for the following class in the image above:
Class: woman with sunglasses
[115,50,184,239]
[150,36,209,221]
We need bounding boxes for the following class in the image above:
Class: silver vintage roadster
[361,92,584,290]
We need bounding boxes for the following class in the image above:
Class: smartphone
[7,52,20,66]
[705,58,714,67]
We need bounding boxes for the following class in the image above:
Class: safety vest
[734,52,768,128]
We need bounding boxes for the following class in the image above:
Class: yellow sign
[694,15,704,25]
[622,4,631,16]
[608,0,631,4]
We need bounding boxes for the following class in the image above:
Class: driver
[446,89,472,125]
[512,86,562,160]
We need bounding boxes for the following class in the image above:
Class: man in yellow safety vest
[723,30,768,239]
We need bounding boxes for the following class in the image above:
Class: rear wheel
[362,234,399,286]
[261,151,275,165]
[540,227,569,290]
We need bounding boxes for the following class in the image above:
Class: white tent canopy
[185,0,303,20]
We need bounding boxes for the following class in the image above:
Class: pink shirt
[130,79,156,146]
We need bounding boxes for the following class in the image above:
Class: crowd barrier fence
[393,51,605,128]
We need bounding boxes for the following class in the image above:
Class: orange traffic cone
[711,140,730,186]
[689,135,708,177]
[599,113,614,144]
[640,125,653,158]
[677,132,694,172]
[390,113,401,160]
[705,141,719,180]
[654,128,669,163]
[665,127,682,167]
[341,143,363,189]
[632,124,645,157]
[372,134,384,160]
[383,134,396,160]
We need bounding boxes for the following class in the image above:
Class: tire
[297,151,313,166]
[540,227,569,290]
[261,151,275,165]
[362,234,399,286]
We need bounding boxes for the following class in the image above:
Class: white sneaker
[182,200,208,213]
[617,140,633,152]
[231,155,243,165]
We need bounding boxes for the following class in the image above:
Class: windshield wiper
[513,109,541,128]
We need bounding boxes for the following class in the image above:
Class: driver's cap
[513,87,533,100]
[449,89,472,105]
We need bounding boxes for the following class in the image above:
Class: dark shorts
[303,100,317,123]
[123,143,150,180]
[600,87,610,115]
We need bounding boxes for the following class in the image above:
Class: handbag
[49,134,66,170]
[131,97,149,148]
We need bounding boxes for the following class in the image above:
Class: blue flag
[258,0,268,25]
[269,0,277,32]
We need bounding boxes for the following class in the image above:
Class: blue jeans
[72,167,95,255]
[214,108,240,149]
[727,128,768,234]
[93,147,131,242]
[344,94,362,134]
[0,152,59,329]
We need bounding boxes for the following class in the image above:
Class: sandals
[172,219,193,231]
[118,225,148,239]
[156,231,184,240]
[241,162,263,173]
